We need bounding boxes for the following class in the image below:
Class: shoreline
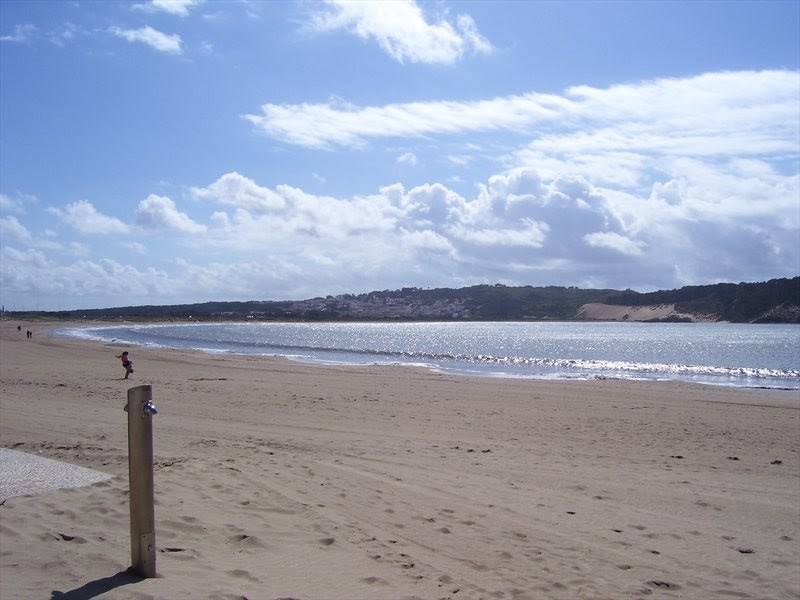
[41,319,800,392]
[1,321,798,598]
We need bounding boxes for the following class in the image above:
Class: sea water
[58,321,800,390]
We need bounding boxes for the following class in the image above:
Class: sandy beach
[0,321,798,599]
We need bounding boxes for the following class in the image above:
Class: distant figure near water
[115,351,134,379]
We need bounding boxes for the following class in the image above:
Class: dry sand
[0,321,798,599]
[574,304,716,323]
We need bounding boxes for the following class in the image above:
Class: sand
[574,303,716,323]
[0,321,798,599]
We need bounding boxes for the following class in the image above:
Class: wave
[325,347,799,382]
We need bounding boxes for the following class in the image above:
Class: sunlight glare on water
[60,321,800,389]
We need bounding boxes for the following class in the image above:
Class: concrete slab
[0,447,114,501]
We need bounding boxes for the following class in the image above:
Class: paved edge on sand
[0,447,114,502]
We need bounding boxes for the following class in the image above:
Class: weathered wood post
[126,385,158,578]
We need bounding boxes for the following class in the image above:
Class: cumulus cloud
[239,70,798,291]
[306,0,493,65]
[0,246,177,307]
[0,216,33,243]
[4,159,798,308]
[50,200,130,234]
[584,231,645,256]
[109,25,182,54]
[191,172,285,213]
[135,194,206,233]
[450,220,549,248]
[177,165,796,293]
[180,170,628,289]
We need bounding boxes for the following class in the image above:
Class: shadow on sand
[50,569,145,599]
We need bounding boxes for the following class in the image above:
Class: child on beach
[116,351,134,379]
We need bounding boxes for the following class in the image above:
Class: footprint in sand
[225,569,260,582]
[361,576,389,585]
[159,546,198,561]
[512,531,528,539]
[648,580,681,590]
[226,533,265,550]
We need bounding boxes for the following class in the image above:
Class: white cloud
[125,242,148,254]
[133,0,201,16]
[192,172,286,213]
[307,0,493,65]
[1,24,38,44]
[50,200,130,234]
[5,153,797,309]
[66,242,90,257]
[183,165,795,292]
[47,22,81,47]
[447,154,472,167]
[450,220,549,248]
[171,258,303,298]
[397,152,418,166]
[240,70,798,290]
[244,71,798,163]
[1,192,37,214]
[109,26,183,54]
[244,93,559,149]
[186,170,632,286]
[584,231,645,256]
[0,216,33,243]
[135,194,206,233]
[0,249,177,306]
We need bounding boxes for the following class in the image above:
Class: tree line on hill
[601,277,799,322]
[6,277,799,323]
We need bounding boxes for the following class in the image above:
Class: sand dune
[0,321,798,599]
[575,303,717,322]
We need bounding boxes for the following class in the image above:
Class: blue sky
[1,0,798,311]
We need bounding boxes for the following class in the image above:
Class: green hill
[6,277,798,323]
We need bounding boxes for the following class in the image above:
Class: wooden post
[127,385,157,578]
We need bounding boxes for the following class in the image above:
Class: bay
[57,321,800,390]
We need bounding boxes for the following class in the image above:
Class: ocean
[57,321,800,390]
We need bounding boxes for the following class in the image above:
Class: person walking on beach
[116,351,133,379]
